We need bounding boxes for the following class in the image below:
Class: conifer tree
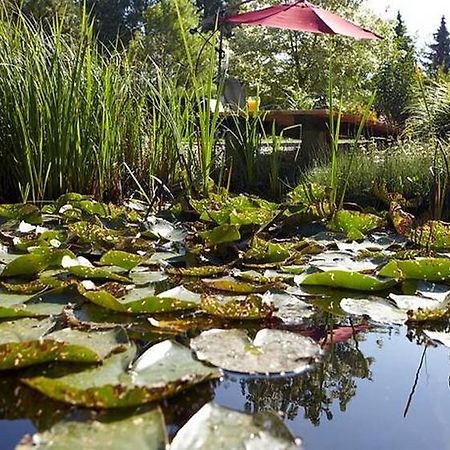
[428,15,450,73]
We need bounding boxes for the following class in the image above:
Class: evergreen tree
[428,15,450,73]
[374,11,416,125]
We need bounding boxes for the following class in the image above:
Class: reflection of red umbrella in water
[222,0,382,40]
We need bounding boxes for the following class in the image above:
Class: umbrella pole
[217,25,224,87]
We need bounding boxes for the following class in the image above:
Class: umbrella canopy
[223,0,382,40]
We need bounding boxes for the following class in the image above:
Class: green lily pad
[166,266,227,277]
[144,217,186,242]
[328,210,384,239]
[379,258,450,282]
[200,294,274,320]
[0,204,42,225]
[84,286,200,314]
[199,224,241,245]
[16,407,168,450]
[0,286,84,318]
[202,276,273,294]
[171,402,300,450]
[0,318,129,369]
[340,298,407,325]
[0,249,74,278]
[67,265,131,283]
[100,251,143,271]
[190,328,321,374]
[24,341,219,408]
[129,270,168,286]
[245,237,291,264]
[297,270,396,291]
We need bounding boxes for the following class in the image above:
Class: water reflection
[238,336,373,425]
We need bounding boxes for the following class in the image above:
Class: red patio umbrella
[223,0,382,40]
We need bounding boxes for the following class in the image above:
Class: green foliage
[427,15,450,74]
[227,0,389,108]
[305,140,437,207]
[374,12,416,125]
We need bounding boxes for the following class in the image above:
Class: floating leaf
[0,319,128,369]
[199,224,241,245]
[84,286,200,314]
[423,330,450,348]
[245,237,290,264]
[202,276,273,294]
[166,266,227,277]
[16,407,168,450]
[24,341,219,408]
[0,286,84,318]
[340,298,407,325]
[200,294,274,320]
[262,291,314,324]
[144,217,186,242]
[190,328,320,374]
[0,204,42,225]
[67,265,130,283]
[129,270,168,286]
[328,210,384,239]
[297,270,396,291]
[309,251,381,272]
[388,293,442,311]
[379,258,450,282]
[0,249,74,278]
[100,251,143,271]
[171,402,300,450]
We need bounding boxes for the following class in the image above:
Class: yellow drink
[247,97,258,114]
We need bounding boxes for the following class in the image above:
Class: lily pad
[379,258,450,282]
[388,293,441,311]
[328,210,384,240]
[190,328,321,374]
[244,237,291,264]
[144,217,186,242]
[0,249,74,278]
[166,266,227,277]
[202,276,273,294]
[100,250,143,271]
[297,270,396,291]
[423,330,450,348]
[171,402,300,450]
[199,224,241,245]
[262,291,315,324]
[129,270,168,286]
[0,286,84,318]
[83,286,200,314]
[200,294,274,320]
[340,298,407,325]
[24,341,219,408]
[16,407,168,450]
[0,318,129,369]
[67,265,130,283]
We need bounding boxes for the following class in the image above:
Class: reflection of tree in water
[240,339,373,425]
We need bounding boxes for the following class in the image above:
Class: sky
[365,0,450,48]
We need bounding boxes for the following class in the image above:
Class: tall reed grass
[0,8,152,201]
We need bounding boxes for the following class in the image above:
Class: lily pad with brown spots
[23,341,219,408]
[0,318,129,370]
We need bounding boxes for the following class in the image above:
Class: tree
[374,11,416,125]
[226,0,390,109]
[130,0,207,77]
[428,16,450,73]
[4,0,80,31]
[84,0,150,47]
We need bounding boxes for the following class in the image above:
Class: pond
[3,317,450,449]
[2,194,450,449]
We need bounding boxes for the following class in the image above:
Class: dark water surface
[2,323,450,450]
